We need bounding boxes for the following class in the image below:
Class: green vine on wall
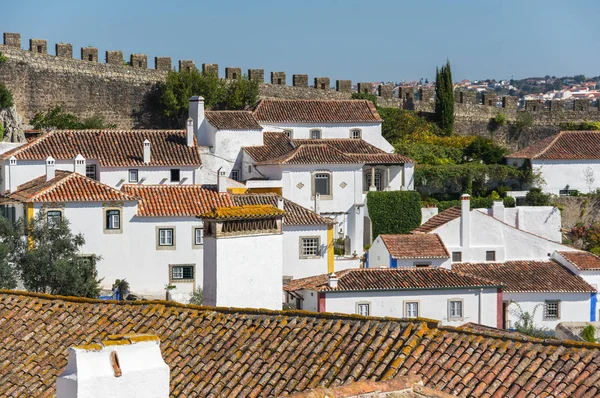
[367,191,422,238]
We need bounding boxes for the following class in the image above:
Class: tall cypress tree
[434,60,455,136]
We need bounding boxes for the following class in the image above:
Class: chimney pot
[143,139,151,164]
[46,156,56,181]
[328,272,339,288]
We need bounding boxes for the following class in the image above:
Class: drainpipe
[478,288,483,324]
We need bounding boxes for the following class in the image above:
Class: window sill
[157,245,176,251]
[448,317,464,321]
[311,195,333,201]
[170,278,194,284]
[300,255,321,260]
[104,228,122,234]
[192,243,204,250]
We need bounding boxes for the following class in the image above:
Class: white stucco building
[367,234,451,269]
[283,268,502,327]
[506,130,600,195]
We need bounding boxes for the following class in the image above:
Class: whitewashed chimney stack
[46,156,56,181]
[143,139,151,164]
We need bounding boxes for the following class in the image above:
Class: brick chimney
[143,139,151,164]
[217,167,227,193]
[46,156,56,181]
[56,334,169,398]
[460,194,470,250]
[74,154,86,176]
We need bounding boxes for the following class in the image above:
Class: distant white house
[367,234,450,269]
[283,268,502,327]
[454,260,595,330]
[506,130,600,195]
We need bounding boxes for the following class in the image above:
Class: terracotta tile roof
[2,290,600,397]
[380,234,450,259]
[4,171,137,203]
[121,185,232,217]
[246,133,411,165]
[199,204,285,220]
[204,110,262,130]
[257,143,359,165]
[508,131,600,160]
[284,268,501,292]
[244,132,295,162]
[558,250,600,271]
[231,193,335,225]
[252,99,382,123]
[1,130,202,167]
[412,207,462,234]
[453,260,596,293]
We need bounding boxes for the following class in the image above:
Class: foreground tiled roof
[204,110,262,130]
[246,133,410,165]
[5,291,600,397]
[284,268,500,292]
[1,130,202,167]
[412,207,462,234]
[199,204,285,220]
[508,131,600,160]
[232,193,335,225]
[453,260,596,293]
[253,99,382,123]
[4,171,137,203]
[121,185,233,217]
[380,234,450,259]
[557,250,600,271]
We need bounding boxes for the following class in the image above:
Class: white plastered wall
[282,225,329,279]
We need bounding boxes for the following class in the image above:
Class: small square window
[128,169,139,183]
[415,263,430,268]
[47,210,62,229]
[486,251,496,261]
[314,173,331,196]
[231,170,240,181]
[284,129,293,139]
[170,169,180,182]
[405,301,419,318]
[194,227,203,245]
[301,237,320,258]
[452,252,462,262]
[159,228,174,246]
[310,129,321,139]
[350,129,361,139]
[544,300,560,320]
[86,164,97,180]
[106,210,121,230]
[357,303,370,316]
[448,299,463,319]
[248,165,252,173]
[171,265,194,282]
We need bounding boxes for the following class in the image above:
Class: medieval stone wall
[1,32,599,146]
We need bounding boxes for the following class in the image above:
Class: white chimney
[217,167,227,193]
[314,193,321,214]
[460,194,471,250]
[7,156,17,193]
[74,154,86,176]
[186,117,194,147]
[56,334,170,398]
[277,196,284,210]
[46,156,56,181]
[328,272,339,289]
[491,200,505,223]
[143,139,151,164]
[189,96,205,145]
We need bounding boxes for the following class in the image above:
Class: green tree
[582,325,596,343]
[351,92,378,106]
[159,69,259,127]
[464,137,507,164]
[434,60,454,135]
[30,106,114,130]
[17,212,102,297]
[113,279,130,300]
[524,188,551,206]
[0,216,21,289]
[0,82,13,108]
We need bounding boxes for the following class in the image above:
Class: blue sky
[3,0,599,82]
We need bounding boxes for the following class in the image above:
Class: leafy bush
[435,196,516,211]
[113,279,130,300]
[351,92,378,106]
[515,112,534,130]
[509,301,553,338]
[31,106,115,130]
[378,107,441,144]
[394,142,463,165]
[367,191,422,238]
[189,288,203,305]
[0,52,7,63]
[524,188,552,206]
[0,82,13,108]
[494,112,506,126]
[582,325,597,343]
[159,69,259,127]
[464,137,507,164]
[569,223,600,251]
[503,196,516,207]
[0,123,4,141]
[560,121,600,131]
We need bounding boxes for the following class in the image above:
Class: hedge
[367,191,421,238]
[435,196,515,211]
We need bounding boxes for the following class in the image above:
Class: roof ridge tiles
[3,288,600,350]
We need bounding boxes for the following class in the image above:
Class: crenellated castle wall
[1,32,599,147]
